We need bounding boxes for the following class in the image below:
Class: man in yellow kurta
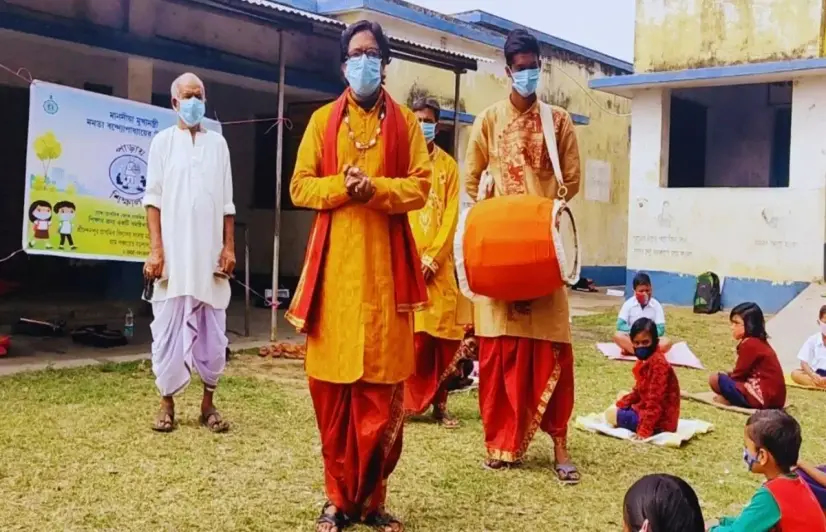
[287,20,430,532]
[463,29,582,482]
[403,98,466,428]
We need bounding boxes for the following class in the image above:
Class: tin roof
[238,0,346,26]
[235,0,484,71]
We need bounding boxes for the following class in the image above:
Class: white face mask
[819,321,826,335]
[59,212,74,222]
[34,211,51,221]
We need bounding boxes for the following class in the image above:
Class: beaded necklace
[343,102,386,151]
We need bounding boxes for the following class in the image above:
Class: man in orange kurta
[463,29,582,482]
[403,98,467,427]
[287,20,430,532]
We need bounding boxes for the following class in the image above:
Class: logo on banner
[108,144,147,206]
[43,95,59,115]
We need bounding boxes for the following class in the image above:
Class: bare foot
[712,394,731,406]
[316,502,347,532]
[604,406,619,427]
[432,406,461,429]
[152,397,175,432]
[483,459,514,470]
[364,510,404,532]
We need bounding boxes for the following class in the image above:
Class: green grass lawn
[1,308,824,531]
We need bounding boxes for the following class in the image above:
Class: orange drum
[454,195,580,302]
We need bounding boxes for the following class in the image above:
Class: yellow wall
[635,0,824,72]
[334,11,631,268]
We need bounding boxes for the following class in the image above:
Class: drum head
[554,204,581,285]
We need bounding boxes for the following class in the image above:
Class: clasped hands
[344,165,375,203]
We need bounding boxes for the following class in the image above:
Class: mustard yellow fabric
[408,145,467,341]
[463,99,582,343]
[290,95,431,384]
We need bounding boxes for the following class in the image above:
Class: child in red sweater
[606,317,681,440]
[708,302,786,409]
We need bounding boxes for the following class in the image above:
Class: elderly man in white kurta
[143,72,235,433]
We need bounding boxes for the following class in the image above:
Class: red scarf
[286,89,427,333]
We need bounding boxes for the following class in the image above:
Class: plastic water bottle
[124,308,134,338]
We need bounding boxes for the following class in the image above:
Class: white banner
[23,81,221,261]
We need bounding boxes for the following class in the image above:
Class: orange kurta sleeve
[462,113,491,204]
[290,108,351,211]
[556,109,581,202]
[421,152,459,273]
[366,108,431,214]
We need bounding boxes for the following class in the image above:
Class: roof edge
[589,57,826,97]
[453,10,632,73]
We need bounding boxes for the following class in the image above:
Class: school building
[0,0,631,338]
[590,0,826,313]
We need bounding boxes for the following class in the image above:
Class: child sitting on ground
[614,272,673,355]
[790,305,826,389]
[708,302,786,409]
[606,318,681,440]
[707,410,826,531]
[623,474,705,532]
[796,461,826,511]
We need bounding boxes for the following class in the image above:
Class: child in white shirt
[790,305,826,389]
[613,272,672,355]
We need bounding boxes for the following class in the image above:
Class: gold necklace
[343,104,386,151]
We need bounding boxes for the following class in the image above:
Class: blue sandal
[554,462,581,485]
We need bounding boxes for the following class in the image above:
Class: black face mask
[634,346,655,360]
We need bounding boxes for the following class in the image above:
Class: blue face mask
[743,448,759,471]
[511,68,540,97]
[420,122,437,143]
[177,97,205,127]
[346,55,382,99]
[634,345,655,361]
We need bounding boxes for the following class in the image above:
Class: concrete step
[766,283,825,372]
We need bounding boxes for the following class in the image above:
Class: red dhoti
[308,378,404,519]
[478,337,574,463]
[403,333,462,415]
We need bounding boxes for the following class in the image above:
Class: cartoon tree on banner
[34,131,62,180]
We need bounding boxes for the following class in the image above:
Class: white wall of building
[626,76,826,283]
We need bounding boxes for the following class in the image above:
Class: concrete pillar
[127,57,153,103]
[108,0,158,301]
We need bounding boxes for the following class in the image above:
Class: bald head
[170,72,205,102]
[170,73,207,129]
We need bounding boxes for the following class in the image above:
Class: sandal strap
[555,462,581,482]
[318,502,349,528]
[555,462,579,473]
[365,511,401,527]
[316,514,338,526]
[202,408,221,421]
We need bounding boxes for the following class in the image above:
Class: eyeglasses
[348,49,382,60]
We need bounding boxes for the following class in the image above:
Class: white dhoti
[150,295,228,396]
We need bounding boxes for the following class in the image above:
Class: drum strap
[538,102,566,200]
